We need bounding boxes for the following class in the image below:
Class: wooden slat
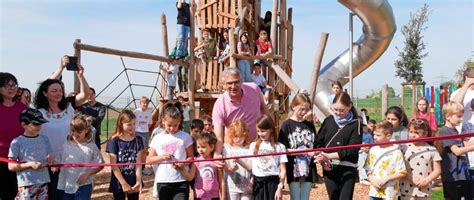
[218,12,239,20]
[213,61,220,91]
[199,0,205,30]
[224,0,229,27]
[231,0,236,27]
[212,0,217,28]
[206,0,211,28]
[198,0,217,11]
[218,0,223,28]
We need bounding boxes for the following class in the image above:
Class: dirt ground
[91,149,370,200]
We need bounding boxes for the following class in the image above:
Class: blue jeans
[289,181,312,200]
[176,24,190,57]
[62,184,93,200]
[237,59,252,82]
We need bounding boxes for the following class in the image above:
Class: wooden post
[286,8,294,112]
[382,84,388,118]
[270,64,299,93]
[270,0,278,54]
[308,33,329,103]
[189,0,196,118]
[73,39,81,92]
[229,28,237,68]
[254,0,261,34]
[160,14,170,98]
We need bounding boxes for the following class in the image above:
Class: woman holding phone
[33,55,91,200]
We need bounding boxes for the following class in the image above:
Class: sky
[1,0,473,107]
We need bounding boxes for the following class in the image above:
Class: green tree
[394,4,430,83]
[455,58,474,83]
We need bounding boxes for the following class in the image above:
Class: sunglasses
[410,118,427,125]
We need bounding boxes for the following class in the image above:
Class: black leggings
[251,175,279,200]
[113,192,139,200]
[0,163,17,200]
[156,181,189,200]
[323,166,357,200]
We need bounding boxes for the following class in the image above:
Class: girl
[57,114,104,200]
[385,106,409,141]
[147,103,193,199]
[255,30,272,66]
[178,132,222,200]
[400,118,441,200]
[316,92,362,200]
[106,110,144,200]
[327,80,342,107]
[15,87,31,106]
[237,32,253,82]
[412,97,438,132]
[217,29,230,63]
[35,55,90,200]
[223,120,253,200]
[240,114,287,200]
[0,72,27,200]
[194,29,217,64]
[278,93,318,200]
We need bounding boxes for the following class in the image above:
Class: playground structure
[70,0,297,124]
[68,0,400,129]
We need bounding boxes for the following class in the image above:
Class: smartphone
[66,56,78,71]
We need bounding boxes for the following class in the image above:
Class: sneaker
[142,168,153,176]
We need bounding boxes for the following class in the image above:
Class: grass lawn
[431,188,444,200]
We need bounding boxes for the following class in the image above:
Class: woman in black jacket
[316,92,362,200]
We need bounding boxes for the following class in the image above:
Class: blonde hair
[226,120,252,147]
[289,93,312,119]
[442,101,464,117]
[140,96,150,104]
[375,120,394,136]
[68,114,93,142]
[112,110,136,138]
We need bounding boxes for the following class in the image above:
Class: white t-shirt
[250,74,266,86]
[149,130,193,183]
[223,144,251,193]
[134,108,152,133]
[450,87,474,168]
[167,64,179,87]
[248,141,287,177]
[182,104,191,121]
[39,104,75,160]
[57,141,104,194]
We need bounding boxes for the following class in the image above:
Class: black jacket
[317,115,362,165]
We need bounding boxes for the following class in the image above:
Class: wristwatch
[277,182,284,189]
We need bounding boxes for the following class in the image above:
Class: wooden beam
[218,12,239,20]
[308,33,329,103]
[270,63,300,93]
[198,0,217,11]
[229,28,237,68]
[189,0,196,118]
[73,39,81,92]
[231,54,284,61]
[160,13,169,97]
[270,0,278,52]
[73,42,189,67]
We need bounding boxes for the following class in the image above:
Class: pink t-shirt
[0,101,26,157]
[194,156,219,199]
[412,112,437,131]
[212,83,262,139]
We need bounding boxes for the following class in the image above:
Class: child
[223,120,253,200]
[399,118,441,200]
[240,114,287,200]
[134,96,153,175]
[367,119,376,133]
[217,30,230,63]
[438,101,474,200]
[358,124,374,185]
[327,80,342,107]
[8,108,52,200]
[201,114,214,133]
[251,63,272,104]
[385,106,409,141]
[364,120,407,200]
[161,62,179,101]
[255,30,272,66]
[412,97,438,132]
[189,119,204,156]
[178,132,222,200]
[175,0,191,60]
[237,32,253,82]
[57,114,104,199]
[178,96,193,133]
[194,29,217,64]
[277,93,317,200]
[106,110,145,200]
[147,102,194,199]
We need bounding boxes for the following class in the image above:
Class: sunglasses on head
[410,118,426,125]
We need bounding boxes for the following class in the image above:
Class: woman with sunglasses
[0,72,28,199]
[315,92,362,200]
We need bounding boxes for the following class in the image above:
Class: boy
[250,63,272,104]
[189,119,204,156]
[201,114,214,133]
[161,62,179,101]
[358,124,374,185]
[134,96,153,175]
[178,96,193,133]
[364,120,407,200]
[8,108,52,200]
[439,101,474,200]
[175,0,190,60]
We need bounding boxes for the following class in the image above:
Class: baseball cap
[19,108,48,125]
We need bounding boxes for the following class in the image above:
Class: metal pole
[349,13,354,97]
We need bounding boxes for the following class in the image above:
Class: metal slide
[313,0,396,120]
